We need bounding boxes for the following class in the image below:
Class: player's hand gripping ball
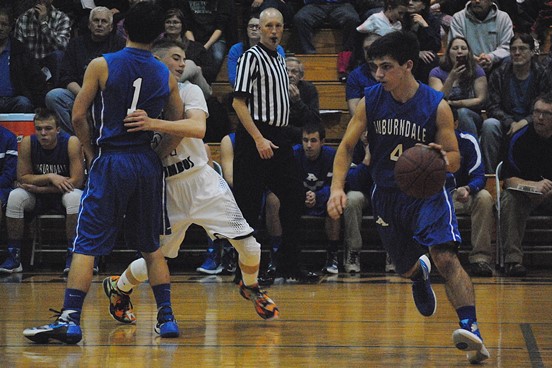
[394,145,446,198]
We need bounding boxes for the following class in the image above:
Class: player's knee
[62,189,83,215]
[5,188,33,218]
[230,236,261,266]
[129,258,148,283]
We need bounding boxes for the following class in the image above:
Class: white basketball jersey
[160,81,210,176]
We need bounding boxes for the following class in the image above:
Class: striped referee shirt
[234,42,290,127]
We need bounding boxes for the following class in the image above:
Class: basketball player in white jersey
[102,38,279,324]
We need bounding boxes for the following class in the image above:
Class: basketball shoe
[452,319,490,364]
[239,281,280,320]
[102,276,136,324]
[411,254,437,317]
[154,306,179,338]
[344,250,360,273]
[0,248,22,273]
[23,309,82,344]
[323,251,339,274]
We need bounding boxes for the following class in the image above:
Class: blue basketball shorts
[73,148,164,256]
[371,185,461,275]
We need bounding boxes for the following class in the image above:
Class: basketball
[394,145,446,199]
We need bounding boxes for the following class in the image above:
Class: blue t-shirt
[0,39,14,97]
[293,144,336,206]
[31,132,71,177]
[346,63,378,101]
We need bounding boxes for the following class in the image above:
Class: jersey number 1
[127,78,143,114]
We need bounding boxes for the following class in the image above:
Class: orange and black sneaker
[239,281,279,320]
[102,276,136,324]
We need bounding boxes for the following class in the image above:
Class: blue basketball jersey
[364,83,444,188]
[91,47,170,148]
[30,132,71,177]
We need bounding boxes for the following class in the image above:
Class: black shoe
[285,269,321,284]
[470,262,493,277]
[505,263,527,277]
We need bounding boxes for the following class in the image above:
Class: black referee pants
[233,124,305,273]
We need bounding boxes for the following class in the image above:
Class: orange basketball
[394,145,446,198]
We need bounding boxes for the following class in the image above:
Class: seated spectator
[480,33,550,174]
[293,123,340,274]
[0,109,85,274]
[293,0,361,82]
[45,6,126,134]
[342,131,372,273]
[356,0,408,36]
[446,114,494,277]
[448,0,514,73]
[14,0,72,87]
[286,56,321,144]
[227,13,285,88]
[181,0,232,83]
[346,32,380,115]
[428,36,487,137]
[500,92,552,277]
[403,0,441,83]
[0,7,46,112]
[0,125,17,226]
[163,8,213,96]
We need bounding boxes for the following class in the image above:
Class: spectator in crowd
[447,114,495,277]
[293,0,360,82]
[293,123,340,273]
[285,56,321,144]
[14,0,72,87]
[500,92,552,277]
[346,32,380,115]
[356,0,409,36]
[448,0,514,72]
[0,109,85,274]
[429,36,487,137]
[163,8,212,96]
[233,8,318,283]
[227,13,286,88]
[181,0,232,83]
[0,125,17,226]
[0,7,47,112]
[45,6,126,135]
[480,33,550,174]
[403,0,441,83]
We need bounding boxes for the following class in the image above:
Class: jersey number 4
[390,144,403,162]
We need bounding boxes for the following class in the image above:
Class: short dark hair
[367,31,419,71]
[535,92,552,106]
[303,123,325,141]
[0,7,12,23]
[34,108,59,127]
[124,2,165,44]
[510,33,535,51]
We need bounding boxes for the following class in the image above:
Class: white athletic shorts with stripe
[161,164,254,258]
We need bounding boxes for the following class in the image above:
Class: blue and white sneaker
[0,248,22,273]
[452,319,490,364]
[23,309,82,344]
[154,306,179,338]
[411,254,437,317]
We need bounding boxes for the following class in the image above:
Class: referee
[232,8,317,283]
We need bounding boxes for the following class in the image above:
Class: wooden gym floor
[0,270,551,367]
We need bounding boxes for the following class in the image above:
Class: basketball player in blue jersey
[327,31,490,364]
[23,3,181,344]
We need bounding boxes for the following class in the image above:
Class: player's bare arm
[73,57,107,165]
[65,136,85,190]
[232,96,278,160]
[328,97,368,219]
[433,99,460,173]
[220,134,234,187]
